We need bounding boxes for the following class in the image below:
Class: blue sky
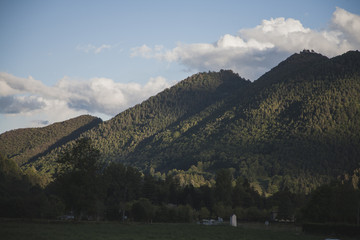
[1,0,360,133]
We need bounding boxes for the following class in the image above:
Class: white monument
[230,214,237,227]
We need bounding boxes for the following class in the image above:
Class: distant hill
[1,50,360,194]
[0,115,102,167]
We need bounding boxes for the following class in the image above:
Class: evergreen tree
[215,169,233,205]
[53,138,103,220]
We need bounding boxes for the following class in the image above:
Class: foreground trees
[302,182,360,224]
[0,153,64,218]
[50,138,103,219]
[1,138,360,225]
[104,162,142,220]
[41,140,273,221]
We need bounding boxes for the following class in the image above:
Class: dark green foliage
[0,115,101,169]
[2,140,359,229]
[2,50,360,195]
[56,138,102,174]
[50,138,104,219]
[0,152,22,178]
[215,169,233,205]
[302,182,360,224]
[131,198,154,222]
[0,153,62,218]
[232,178,261,209]
[2,51,360,227]
[264,188,306,222]
[103,162,142,220]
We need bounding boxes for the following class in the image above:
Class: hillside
[0,115,102,167]
[2,50,360,194]
[25,70,250,177]
[121,50,360,193]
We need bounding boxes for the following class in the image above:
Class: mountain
[25,70,250,177]
[119,50,360,193]
[0,115,102,167]
[1,50,360,194]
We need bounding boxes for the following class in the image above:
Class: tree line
[1,138,359,225]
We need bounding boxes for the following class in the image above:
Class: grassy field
[0,220,356,240]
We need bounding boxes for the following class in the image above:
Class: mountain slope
[0,115,102,167]
[126,50,360,193]
[116,50,360,193]
[4,50,360,194]
[89,70,249,158]
[26,70,250,175]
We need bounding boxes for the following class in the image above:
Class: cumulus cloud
[332,7,360,44]
[56,76,169,115]
[0,72,170,120]
[131,8,360,80]
[130,44,153,58]
[0,72,53,97]
[0,96,46,114]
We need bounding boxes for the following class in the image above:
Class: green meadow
[0,221,356,240]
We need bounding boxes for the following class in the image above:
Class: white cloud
[238,15,353,56]
[0,72,171,121]
[0,96,46,114]
[76,43,112,54]
[95,44,112,54]
[130,44,153,58]
[131,8,360,80]
[0,72,52,97]
[332,7,360,43]
[55,76,170,115]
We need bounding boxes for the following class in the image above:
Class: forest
[1,138,359,227]
[1,51,360,237]
[1,50,359,196]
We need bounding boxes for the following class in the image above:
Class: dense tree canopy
[1,50,360,199]
[1,139,360,228]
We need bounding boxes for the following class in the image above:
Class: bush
[153,204,194,223]
[245,207,267,221]
[177,205,194,222]
[213,203,232,219]
[198,207,210,220]
[234,207,246,221]
[131,198,154,222]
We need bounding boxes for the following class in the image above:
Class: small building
[230,214,237,227]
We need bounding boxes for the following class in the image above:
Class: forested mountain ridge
[25,70,250,177]
[254,50,330,87]
[120,50,360,193]
[0,115,102,166]
[88,69,250,159]
[1,50,360,194]
[255,50,360,87]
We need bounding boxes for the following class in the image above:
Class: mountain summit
[255,50,328,86]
